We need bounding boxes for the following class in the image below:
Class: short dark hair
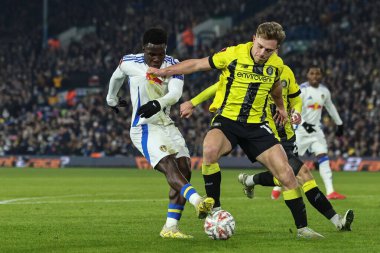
[308,64,323,73]
[143,28,167,45]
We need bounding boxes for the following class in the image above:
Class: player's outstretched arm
[270,81,288,125]
[106,67,128,113]
[180,83,218,118]
[148,57,211,77]
[289,95,302,124]
[138,76,185,118]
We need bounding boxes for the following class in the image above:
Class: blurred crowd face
[251,36,278,64]
[143,44,166,68]
[307,67,323,87]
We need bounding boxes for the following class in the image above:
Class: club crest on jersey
[266,66,273,75]
[281,79,287,87]
[146,73,163,85]
[159,145,168,152]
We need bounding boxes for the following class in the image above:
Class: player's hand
[180,101,195,118]
[137,100,161,118]
[290,109,302,125]
[273,108,288,125]
[335,124,344,137]
[109,99,128,114]
[302,122,316,133]
[147,67,166,77]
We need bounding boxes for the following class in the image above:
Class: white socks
[319,160,334,194]
[330,214,341,229]
[245,175,255,186]
[165,217,178,228]
[188,193,202,207]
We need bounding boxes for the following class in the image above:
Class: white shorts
[295,126,328,156]
[130,124,190,168]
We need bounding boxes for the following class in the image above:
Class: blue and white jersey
[106,53,184,127]
[298,81,342,128]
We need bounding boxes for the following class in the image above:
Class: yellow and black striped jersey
[208,42,284,123]
[267,65,301,141]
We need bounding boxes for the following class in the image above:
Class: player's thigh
[310,131,328,155]
[130,125,181,168]
[203,128,232,158]
[165,124,190,160]
[256,144,289,174]
[238,122,279,163]
[295,134,317,156]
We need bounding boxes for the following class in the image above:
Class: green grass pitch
[0,168,379,253]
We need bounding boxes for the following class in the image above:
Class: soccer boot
[238,173,255,199]
[159,225,193,239]
[271,188,282,200]
[326,191,346,200]
[197,196,215,219]
[297,227,325,239]
[338,209,354,231]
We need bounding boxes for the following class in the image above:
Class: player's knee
[277,167,297,189]
[298,165,313,181]
[202,144,220,163]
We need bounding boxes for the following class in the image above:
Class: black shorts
[281,135,297,157]
[210,115,279,163]
[281,135,303,175]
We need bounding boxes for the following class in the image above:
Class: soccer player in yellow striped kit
[181,64,354,234]
[149,22,326,238]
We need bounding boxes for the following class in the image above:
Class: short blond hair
[256,22,286,45]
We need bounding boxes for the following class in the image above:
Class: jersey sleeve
[118,54,140,76]
[106,66,127,106]
[324,88,343,125]
[208,47,234,70]
[287,69,302,113]
[156,76,184,108]
[191,82,218,107]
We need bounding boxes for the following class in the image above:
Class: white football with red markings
[204,210,235,240]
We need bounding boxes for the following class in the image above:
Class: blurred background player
[290,64,346,200]
[151,22,323,239]
[106,28,214,239]
[181,65,354,233]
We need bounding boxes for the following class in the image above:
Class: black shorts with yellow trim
[210,115,279,163]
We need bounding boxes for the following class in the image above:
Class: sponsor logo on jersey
[281,79,288,87]
[236,72,274,82]
[307,103,322,110]
[146,73,163,85]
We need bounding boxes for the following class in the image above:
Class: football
[204,210,235,240]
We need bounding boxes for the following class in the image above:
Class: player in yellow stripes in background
[180,65,354,232]
[149,21,324,238]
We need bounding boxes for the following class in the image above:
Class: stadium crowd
[0,0,379,158]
